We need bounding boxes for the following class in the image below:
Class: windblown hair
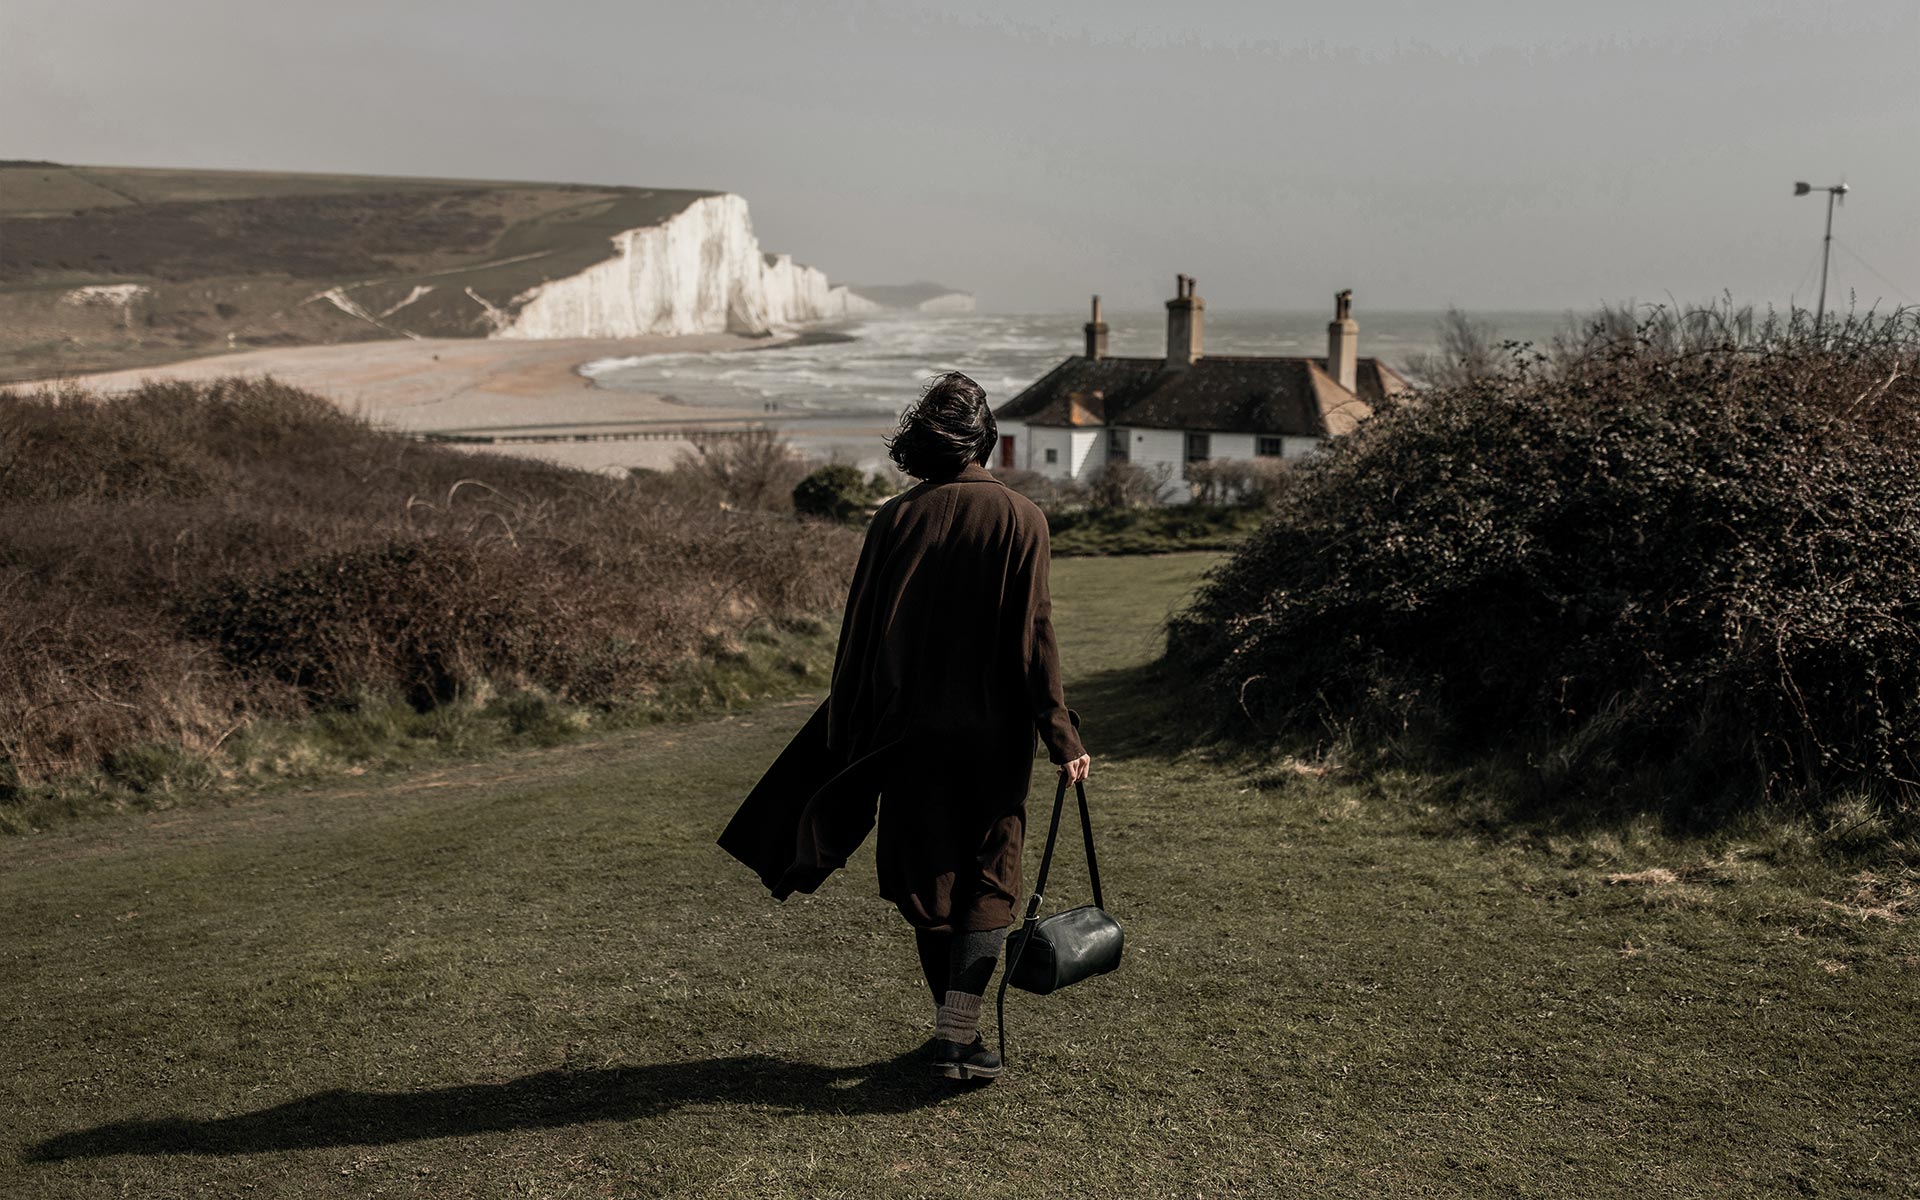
[886,372,997,480]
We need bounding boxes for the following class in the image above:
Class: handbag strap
[995,772,1102,1064]
[1025,774,1103,916]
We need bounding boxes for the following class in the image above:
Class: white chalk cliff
[494,194,875,340]
[912,291,976,314]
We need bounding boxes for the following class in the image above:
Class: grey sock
[946,926,1008,998]
[935,990,983,1042]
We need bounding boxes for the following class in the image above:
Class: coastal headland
[0,163,881,382]
[0,163,934,471]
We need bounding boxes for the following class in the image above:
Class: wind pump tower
[1794,180,1849,332]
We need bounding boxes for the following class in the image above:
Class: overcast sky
[7,0,1916,312]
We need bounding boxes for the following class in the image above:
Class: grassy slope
[2,554,1913,1198]
[0,165,584,214]
[0,165,714,379]
[0,164,682,292]
[1046,505,1267,556]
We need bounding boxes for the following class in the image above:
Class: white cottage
[992,280,1410,500]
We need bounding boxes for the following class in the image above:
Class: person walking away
[719,371,1091,1083]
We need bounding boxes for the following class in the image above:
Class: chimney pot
[1166,273,1204,366]
[1327,288,1358,392]
[1084,292,1109,360]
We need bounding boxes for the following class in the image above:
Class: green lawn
[2,554,1913,1198]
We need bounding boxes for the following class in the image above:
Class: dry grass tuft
[1823,871,1916,924]
[1604,867,1681,887]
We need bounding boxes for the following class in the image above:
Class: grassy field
[2,554,1913,1198]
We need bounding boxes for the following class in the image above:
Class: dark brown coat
[719,462,1084,932]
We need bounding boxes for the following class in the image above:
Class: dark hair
[886,372,997,480]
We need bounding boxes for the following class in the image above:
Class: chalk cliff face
[494,194,874,340]
[840,282,976,313]
[913,291,976,314]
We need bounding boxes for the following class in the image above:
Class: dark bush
[793,464,880,522]
[1168,310,1920,827]
[183,539,546,708]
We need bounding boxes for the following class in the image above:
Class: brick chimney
[1327,288,1358,392]
[1084,294,1109,360]
[1166,274,1203,366]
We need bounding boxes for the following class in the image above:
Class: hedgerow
[1168,310,1920,828]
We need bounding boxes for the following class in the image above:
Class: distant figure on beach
[720,371,1091,1084]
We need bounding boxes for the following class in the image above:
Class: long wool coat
[719,461,1085,932]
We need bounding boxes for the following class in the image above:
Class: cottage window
[1045,447,1059,465]
[1257,435,1283,457]
[1107,428,1130,463]
[1185,432,1210,463]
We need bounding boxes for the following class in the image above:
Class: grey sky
[7,0,1916,312]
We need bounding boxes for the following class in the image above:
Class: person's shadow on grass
[28,1048,951,1161]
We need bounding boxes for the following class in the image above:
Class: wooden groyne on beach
[413,423,769,446]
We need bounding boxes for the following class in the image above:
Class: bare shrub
[671,427,809,512]
[1088,461,1169,510]
[0,379,860,787]
[991,467,1049,498]
[1405,306,1502,388]
[1182,458,1290,506]
[1184,459,1291,507]
[994,467,1088,512]
[1238,459,1293,509]
[0,594,291,783]
[1183,460,1228,506]
[1548,296,1763,376]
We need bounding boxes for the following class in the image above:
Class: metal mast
[1795,180,1849,333]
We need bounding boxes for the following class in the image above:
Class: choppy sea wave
[581,308,1573,467]
[585,309,1569,415]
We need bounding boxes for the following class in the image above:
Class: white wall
[1125,429,1187,501]
[1007,425,1106,481]
[997,422,1328,500]
[1025,426,1070,477]
[1180,431,1324,464]
[1210,432,1256,461]
[1068,429,1102,479]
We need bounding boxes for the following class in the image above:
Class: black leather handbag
[995,774,1124,1061]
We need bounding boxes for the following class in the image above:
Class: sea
[582,309,1574,470]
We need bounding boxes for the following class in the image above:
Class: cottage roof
[995,354,1410,434]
